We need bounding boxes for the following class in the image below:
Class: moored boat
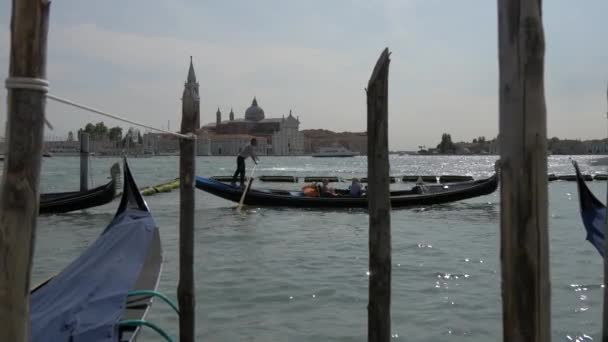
[39,163,120,214]
[572,160,605,256]
[30,159,165,341]
[195,171,498,209]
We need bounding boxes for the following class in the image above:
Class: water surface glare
[28,155,608,341]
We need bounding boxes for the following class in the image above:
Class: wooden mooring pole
[178,57,198,342]
[366,48,392,342]
[604,82,608,341]
[497,1,550,341]
[0,0,51,340]
[80,132,90,191]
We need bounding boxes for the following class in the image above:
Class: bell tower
[185,56,200,128]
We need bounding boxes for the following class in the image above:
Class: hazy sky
[0,0,606,149]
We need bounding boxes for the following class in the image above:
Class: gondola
[195,171,499,209]
[30,159,164,341]
[572,160,605,257]
[39,163,120,214]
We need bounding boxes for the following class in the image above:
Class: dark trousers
[232,156,246,186]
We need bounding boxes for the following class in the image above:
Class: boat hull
[311,153,358,157]
[39,180,117,214]
[196,174,498,209]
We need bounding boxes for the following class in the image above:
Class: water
[26,155,608,341]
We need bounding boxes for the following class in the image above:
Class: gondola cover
[30,160,160,341]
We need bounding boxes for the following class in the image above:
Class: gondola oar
[237,164,257,212]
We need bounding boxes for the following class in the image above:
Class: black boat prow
[196,170,499,209]
[30,158,163,342]
[116,157,148,214]
[572,160,605,257]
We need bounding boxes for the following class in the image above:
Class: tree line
[68,122,143,145]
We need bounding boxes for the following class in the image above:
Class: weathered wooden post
[0,0,51,340]
[497,1,550,341]
[178,57,198,342]
[366,48,392,342]
[80,132,90,191]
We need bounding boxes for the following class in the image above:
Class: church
[173,58,304,156]
[198,97,305,156]
[144,58,364,158]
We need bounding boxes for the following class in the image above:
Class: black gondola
[195,171,499,208]
[30,159,164,341]
[39,163,120,214]
[572,160,605,257]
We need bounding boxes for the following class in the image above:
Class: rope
[5,77,49,92]
[118,320,174,342]
[5,77,196,140]
[127,290,180,315]
[46,93,196,140]
[5,77,53,129]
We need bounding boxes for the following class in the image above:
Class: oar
[237,164,257,212]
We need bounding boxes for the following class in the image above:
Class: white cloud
[2,0,606,150]
[51,24,351,80]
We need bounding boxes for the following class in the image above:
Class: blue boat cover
[573,161,605,257]
[30,208,157,341]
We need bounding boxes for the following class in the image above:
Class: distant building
[587,140,608,154]
[142,133,179,155]
[185,57,201,129]
[199,97,304,156]
[207,134,268,156]
[302,129,367,155]
[44,140,79,154]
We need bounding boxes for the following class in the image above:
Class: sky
[0,0,606,150]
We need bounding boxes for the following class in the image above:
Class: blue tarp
[30,208,157,342]
[574,161,605,257]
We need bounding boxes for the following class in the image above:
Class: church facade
[198,97,305,156]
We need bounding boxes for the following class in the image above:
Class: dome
[245,97,265,121]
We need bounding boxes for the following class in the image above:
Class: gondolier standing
[232,138,259,188]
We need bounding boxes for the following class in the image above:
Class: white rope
[5,77,49,92]
[5,77,53,129]
[46,94,196,140]
[5,77,196,140]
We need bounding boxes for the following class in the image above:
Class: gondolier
[232,138,259,188]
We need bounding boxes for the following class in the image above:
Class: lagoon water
[27,155,608,341]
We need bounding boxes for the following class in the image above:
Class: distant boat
[312,146,359,158]
[39,163,120,214]
[42,152,52,157]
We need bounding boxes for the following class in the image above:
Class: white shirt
[239,144,258,161]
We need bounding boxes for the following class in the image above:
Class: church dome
[245,97,265,121]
